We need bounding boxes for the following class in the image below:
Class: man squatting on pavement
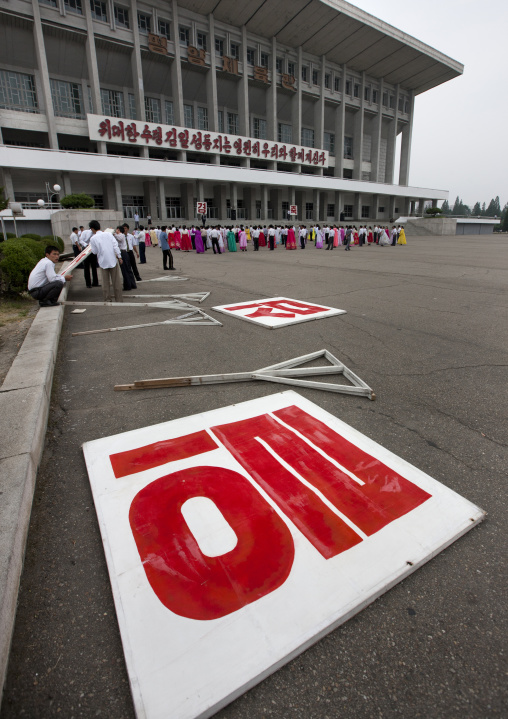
[28,245,72,306]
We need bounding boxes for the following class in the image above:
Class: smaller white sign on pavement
[212,296,346,329]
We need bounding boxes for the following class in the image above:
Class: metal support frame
[63,300,195,310]
[72,310,222,337]
[114,349,375,399]
[137,276,189,282]
[128,292,210,303]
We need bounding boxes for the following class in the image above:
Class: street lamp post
[37,183,61,246]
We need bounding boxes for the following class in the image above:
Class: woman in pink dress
[168,227,176,249]
[333,227,339,247]
[239,228,247,251]
[174,227,182,250]
[286,227,297,249]
[339,226,345,246]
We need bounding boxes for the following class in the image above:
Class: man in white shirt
[70,227,80,258]
[210,226,221,255]
[123,223,142,281]
[134,212,140,229]
[89,220,123,302]
[28,245,72,306]
[267,225,276,251]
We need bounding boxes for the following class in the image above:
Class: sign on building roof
[83,391,484,719]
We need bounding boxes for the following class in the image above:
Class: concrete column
[171,0,184,126]
[180,182,194,221]
[295,189,305,222]
[244,186,256,222]
[31,0,58,149]
[354,192,361,221]
[291,46,303,146]
[334,66,346,178]
[389,195,396,220]
[83,0,107,153]
[61,172,72,196]
[270,188,282,221]
[1,169,15,203]
[418,197,426,216]
[144,180,158,220]
[266,36,277,141]
[399,91,414,186]
[207,14,219,132]
[371,194,379,221]
[102,178,116,211]
[114,177,123,214]
[370,78,383,183]
[196,179,204,205]
[214,184,227,222]
[314,55,325,150]
[385,84,400,184]
[334,190,342,222]
[130,0,148,158]
[312,189,320,223]
[261,185,269,222]
[230,183,238,217]
[352,72,365,180]
[237,26,250,137]
[158,178,167,221]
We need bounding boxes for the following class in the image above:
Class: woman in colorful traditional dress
[227,227,237,251]
[315,227,324,249]
[397,227,407,245]
[333,226,339,247]
[239,228,247,251]
[367,226,374,245]
[194,228,205,253]
[286,226,297,249]
[353,227,359,245]
[180,226,192,251]
[174,227,182,250]
[258,228,266,247]
[379,228,391,246]
[168,227,176,249]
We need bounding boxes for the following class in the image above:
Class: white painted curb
[0,277,70,702]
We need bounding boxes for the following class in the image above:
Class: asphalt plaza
[2,234,507,718]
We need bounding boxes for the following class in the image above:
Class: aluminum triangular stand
[137,276,189,282]
[64,300,195,310]
[73,310,222,337]
[114,349,375,399]
[128,292,210,303]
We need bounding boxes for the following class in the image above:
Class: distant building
[0,0,463,227]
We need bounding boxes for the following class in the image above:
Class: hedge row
[0,235,65,294]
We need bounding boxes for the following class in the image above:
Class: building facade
[0,0,463,229]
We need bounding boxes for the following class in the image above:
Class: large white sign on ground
[212,296,346,328]
[83,391,483,719]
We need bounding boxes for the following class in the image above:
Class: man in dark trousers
[123,223,142,281]
[159,226,175,270]
[28,245,72,306]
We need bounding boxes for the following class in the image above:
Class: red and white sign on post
[290,204,298,216]
[213,296,346,329]
[196,201,207,216]
[83,391,483,719]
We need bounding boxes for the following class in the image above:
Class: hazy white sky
[350,0,507,207]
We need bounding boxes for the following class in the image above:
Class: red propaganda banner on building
[83,391,483,719]
[87,114,329,167]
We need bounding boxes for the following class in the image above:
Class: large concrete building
[0,0,463,231]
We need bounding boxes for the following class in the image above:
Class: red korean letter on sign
[129,466,295,620]
[224,298,328,319]
[211,410,431,554]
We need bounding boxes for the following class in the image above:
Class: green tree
[471,202,481,216]
[501,203,508,232]
[486,196,501,217]
[60,193,95,209]
[441,199,450,215]
[481,202,486,214]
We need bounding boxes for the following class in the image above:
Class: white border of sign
[212,296,346,328]
[83,391,484,719]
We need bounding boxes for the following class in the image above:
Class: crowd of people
[27,220,409,307]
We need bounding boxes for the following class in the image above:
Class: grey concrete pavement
[1,235,507,718]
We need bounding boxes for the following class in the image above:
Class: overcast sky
[349,0,507,208]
